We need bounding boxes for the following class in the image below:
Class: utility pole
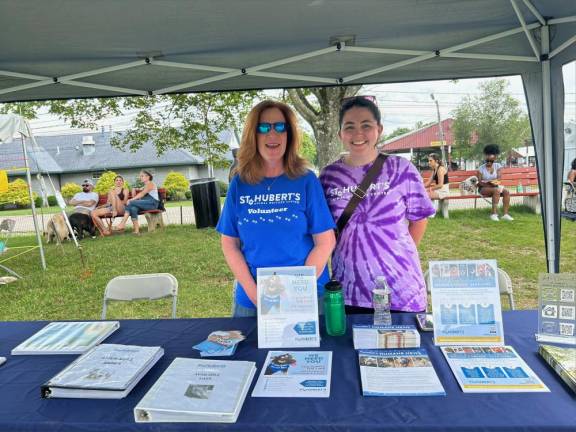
[430,93,447,169]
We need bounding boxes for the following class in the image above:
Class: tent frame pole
[540,25,557,273]
[510,0,541,60]
[20,134,46,270]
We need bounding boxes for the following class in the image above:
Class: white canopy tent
[0,114,46,270]
[0,0,575,270]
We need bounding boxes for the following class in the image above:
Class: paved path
[3,206,197,233]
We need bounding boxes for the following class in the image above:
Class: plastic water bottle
[324,280,347,336]
[373,276,392,325]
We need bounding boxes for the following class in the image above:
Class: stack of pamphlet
[41,344,164,399]
[252,351,332,398]
[134,358,256,423]
[192,330,245,357]
[539,344,576,393]
[358,349,445,396]
[353,325,420,349]
[12,321,120,355]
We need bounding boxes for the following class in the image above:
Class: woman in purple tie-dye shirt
[319,97,435,313]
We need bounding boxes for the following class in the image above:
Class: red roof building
[382,118,455,152]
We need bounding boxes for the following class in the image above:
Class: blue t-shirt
[216,170,336,308]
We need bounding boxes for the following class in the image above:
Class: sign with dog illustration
[257,266,320,348]
[252,351,332,397]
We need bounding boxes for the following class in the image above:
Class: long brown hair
[236,100,308,184]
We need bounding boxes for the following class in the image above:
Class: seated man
[68,179,99,239]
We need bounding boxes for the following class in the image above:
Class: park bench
[422,167,540,219]
[97,188,167,232]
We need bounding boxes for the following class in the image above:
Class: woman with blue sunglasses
[216,100,336,317]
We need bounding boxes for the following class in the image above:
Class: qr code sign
[560,289,575,303]
[559,306,576,320]
[559,323,575,336]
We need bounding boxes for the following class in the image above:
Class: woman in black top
[424,153,449,200]
[91,175,129,236]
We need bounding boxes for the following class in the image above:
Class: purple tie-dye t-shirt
[319,156,435,312]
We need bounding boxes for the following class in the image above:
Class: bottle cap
[324,280,342,292]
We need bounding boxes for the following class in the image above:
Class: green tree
[385,127,411,141]
[61,183,82,199]
[0,179,35,207]
[94,171,120,194]
[3,93,261,169]
[163,171,189,198]
[287,86,361,169]
[300,132,318,166]
[451,80,531,161]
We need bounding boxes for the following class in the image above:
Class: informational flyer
[257,266,320,349]
[358,349,445,397]
[429,260,504,346]
[441,346,549,393]
[536,273,576,345]
[252,351,332,398]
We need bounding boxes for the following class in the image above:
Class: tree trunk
[288,86,361,169]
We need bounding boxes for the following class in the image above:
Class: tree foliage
[385,127,411,141]
[451,80,531,161]
[163,171,189,197]
[287,86,361,169]
[0,179,36,207]
[94,171,130,194]
[3,93,261,169]
[300,132,318,167]
[61,182,82,199]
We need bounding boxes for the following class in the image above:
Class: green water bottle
[324,280,347,336]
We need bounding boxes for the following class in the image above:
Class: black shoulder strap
[336,153,388,236]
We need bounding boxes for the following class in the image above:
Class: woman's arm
[304,229,336,280]
[408,218,428,246]
[568,170,576,183]
[221,235,258,305]
[423,173,433,188]
[130,182,155,201]
[122,188,129,205]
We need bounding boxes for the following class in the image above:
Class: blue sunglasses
[257,122,288,134]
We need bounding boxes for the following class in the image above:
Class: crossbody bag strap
[336,153,388,236]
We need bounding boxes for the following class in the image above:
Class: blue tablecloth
[0,311,574,431]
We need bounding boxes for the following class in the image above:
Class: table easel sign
[257,266,320,349]
[536,273,576,346]
[429,260,504,346]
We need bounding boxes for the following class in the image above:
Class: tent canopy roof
[1,0,574,102]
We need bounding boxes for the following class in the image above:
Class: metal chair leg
[0,264,22,279]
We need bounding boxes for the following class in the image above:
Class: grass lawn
[0,205,574,321]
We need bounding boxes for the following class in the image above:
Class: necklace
[265,175,281,191]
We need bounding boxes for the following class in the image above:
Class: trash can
[190,178,221,229]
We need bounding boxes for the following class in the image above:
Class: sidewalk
[3,206,197,233]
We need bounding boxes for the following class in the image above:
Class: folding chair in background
[101,273,178,319]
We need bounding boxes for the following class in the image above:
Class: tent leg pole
[540,25,557,273]
[21,134,46,270]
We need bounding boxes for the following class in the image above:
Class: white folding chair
[424,266,515,311]
[0,219,22,279]
[101,273,178,319]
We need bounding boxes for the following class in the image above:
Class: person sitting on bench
[91,175,129,236]
[116,170,159,235]
[424,153,449,201]
[477,144,513,222]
